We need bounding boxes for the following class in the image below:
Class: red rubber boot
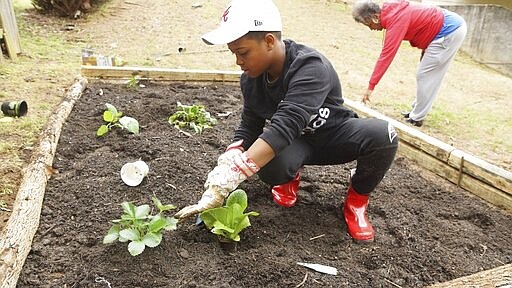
[271,172,300,208]
[343,185,374,242]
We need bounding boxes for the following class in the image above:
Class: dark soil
[18,81,512,287]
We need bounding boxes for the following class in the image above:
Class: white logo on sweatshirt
[303,107,330,134]
[388,123,397,143]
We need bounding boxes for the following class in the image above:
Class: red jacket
[368,0,444,90]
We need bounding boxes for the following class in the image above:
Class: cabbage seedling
[200,189,259,242]
[168,102,217,134]
[103,197,178,256]
[96,103,139,136]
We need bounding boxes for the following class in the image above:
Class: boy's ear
[264,33,276,50]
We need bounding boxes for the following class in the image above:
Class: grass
[13,0,32,10]
[1,1,79,220]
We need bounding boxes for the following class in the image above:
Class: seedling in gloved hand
[200,189,259,244]
[103,197,178,256]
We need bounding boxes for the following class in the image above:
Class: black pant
[258,118,399,195]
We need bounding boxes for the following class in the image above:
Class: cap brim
[201,26,248,45]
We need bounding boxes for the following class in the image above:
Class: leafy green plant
[168,102,217,134]
[96,103,139,136]
[103,197,178,256]
[200,189,259,242]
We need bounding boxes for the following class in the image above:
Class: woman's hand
[362,89,374,104]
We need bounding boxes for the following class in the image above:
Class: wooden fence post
[0,0,22,60]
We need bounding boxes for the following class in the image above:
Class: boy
[175,0,398,242]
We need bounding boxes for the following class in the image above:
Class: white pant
[409,22,468,121]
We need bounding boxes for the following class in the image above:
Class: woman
[353,0,467,127]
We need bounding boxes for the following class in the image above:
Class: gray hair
[352,0,381,23]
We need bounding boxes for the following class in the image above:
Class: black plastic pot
[1,100,28,117]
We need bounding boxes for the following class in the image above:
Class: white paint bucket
[120,160,149,186]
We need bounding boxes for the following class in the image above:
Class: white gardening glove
[205,151,259,191]
[174,150,259,219]
[174,185,227,219]
[217,139,244,166]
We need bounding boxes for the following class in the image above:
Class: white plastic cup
[120,160,149,186]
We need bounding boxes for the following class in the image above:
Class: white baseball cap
[202,0,282,45]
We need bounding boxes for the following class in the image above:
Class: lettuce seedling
[168,102,217,134]
[103,197,178,256]
[200,189,259,242]
[97,103,140,136]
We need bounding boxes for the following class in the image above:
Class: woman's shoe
[405,118,423,127]
[400,111,410,118]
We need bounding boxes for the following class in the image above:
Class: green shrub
[31,0,101,17]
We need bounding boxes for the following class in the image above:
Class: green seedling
[200,189,259,242]
[103,197,178,256]
[126,75,140,90]
[96,103,139,136]
[168,102,217,134]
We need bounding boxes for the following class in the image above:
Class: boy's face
[227,34,274,78]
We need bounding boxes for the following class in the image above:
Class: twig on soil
[295,272,308,288]
[177,128,192,137]
[383,278,402,288]
[40,224,58,237]
[309,234,325,241]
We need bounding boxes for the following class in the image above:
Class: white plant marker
[296,262,338,275]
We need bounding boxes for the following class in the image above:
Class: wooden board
[0,0,21,60]
[448,149,512,196]
[427,263,512,288]
[81,66,242,82]
[399,141,512,211]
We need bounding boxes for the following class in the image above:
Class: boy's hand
[175,151,259,219]
[174,185,226,219]
[205,151,259,193]
[217,140,244,166]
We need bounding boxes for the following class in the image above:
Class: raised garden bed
[15,81,512,287]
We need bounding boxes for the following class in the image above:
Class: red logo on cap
[222,6,231,22]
